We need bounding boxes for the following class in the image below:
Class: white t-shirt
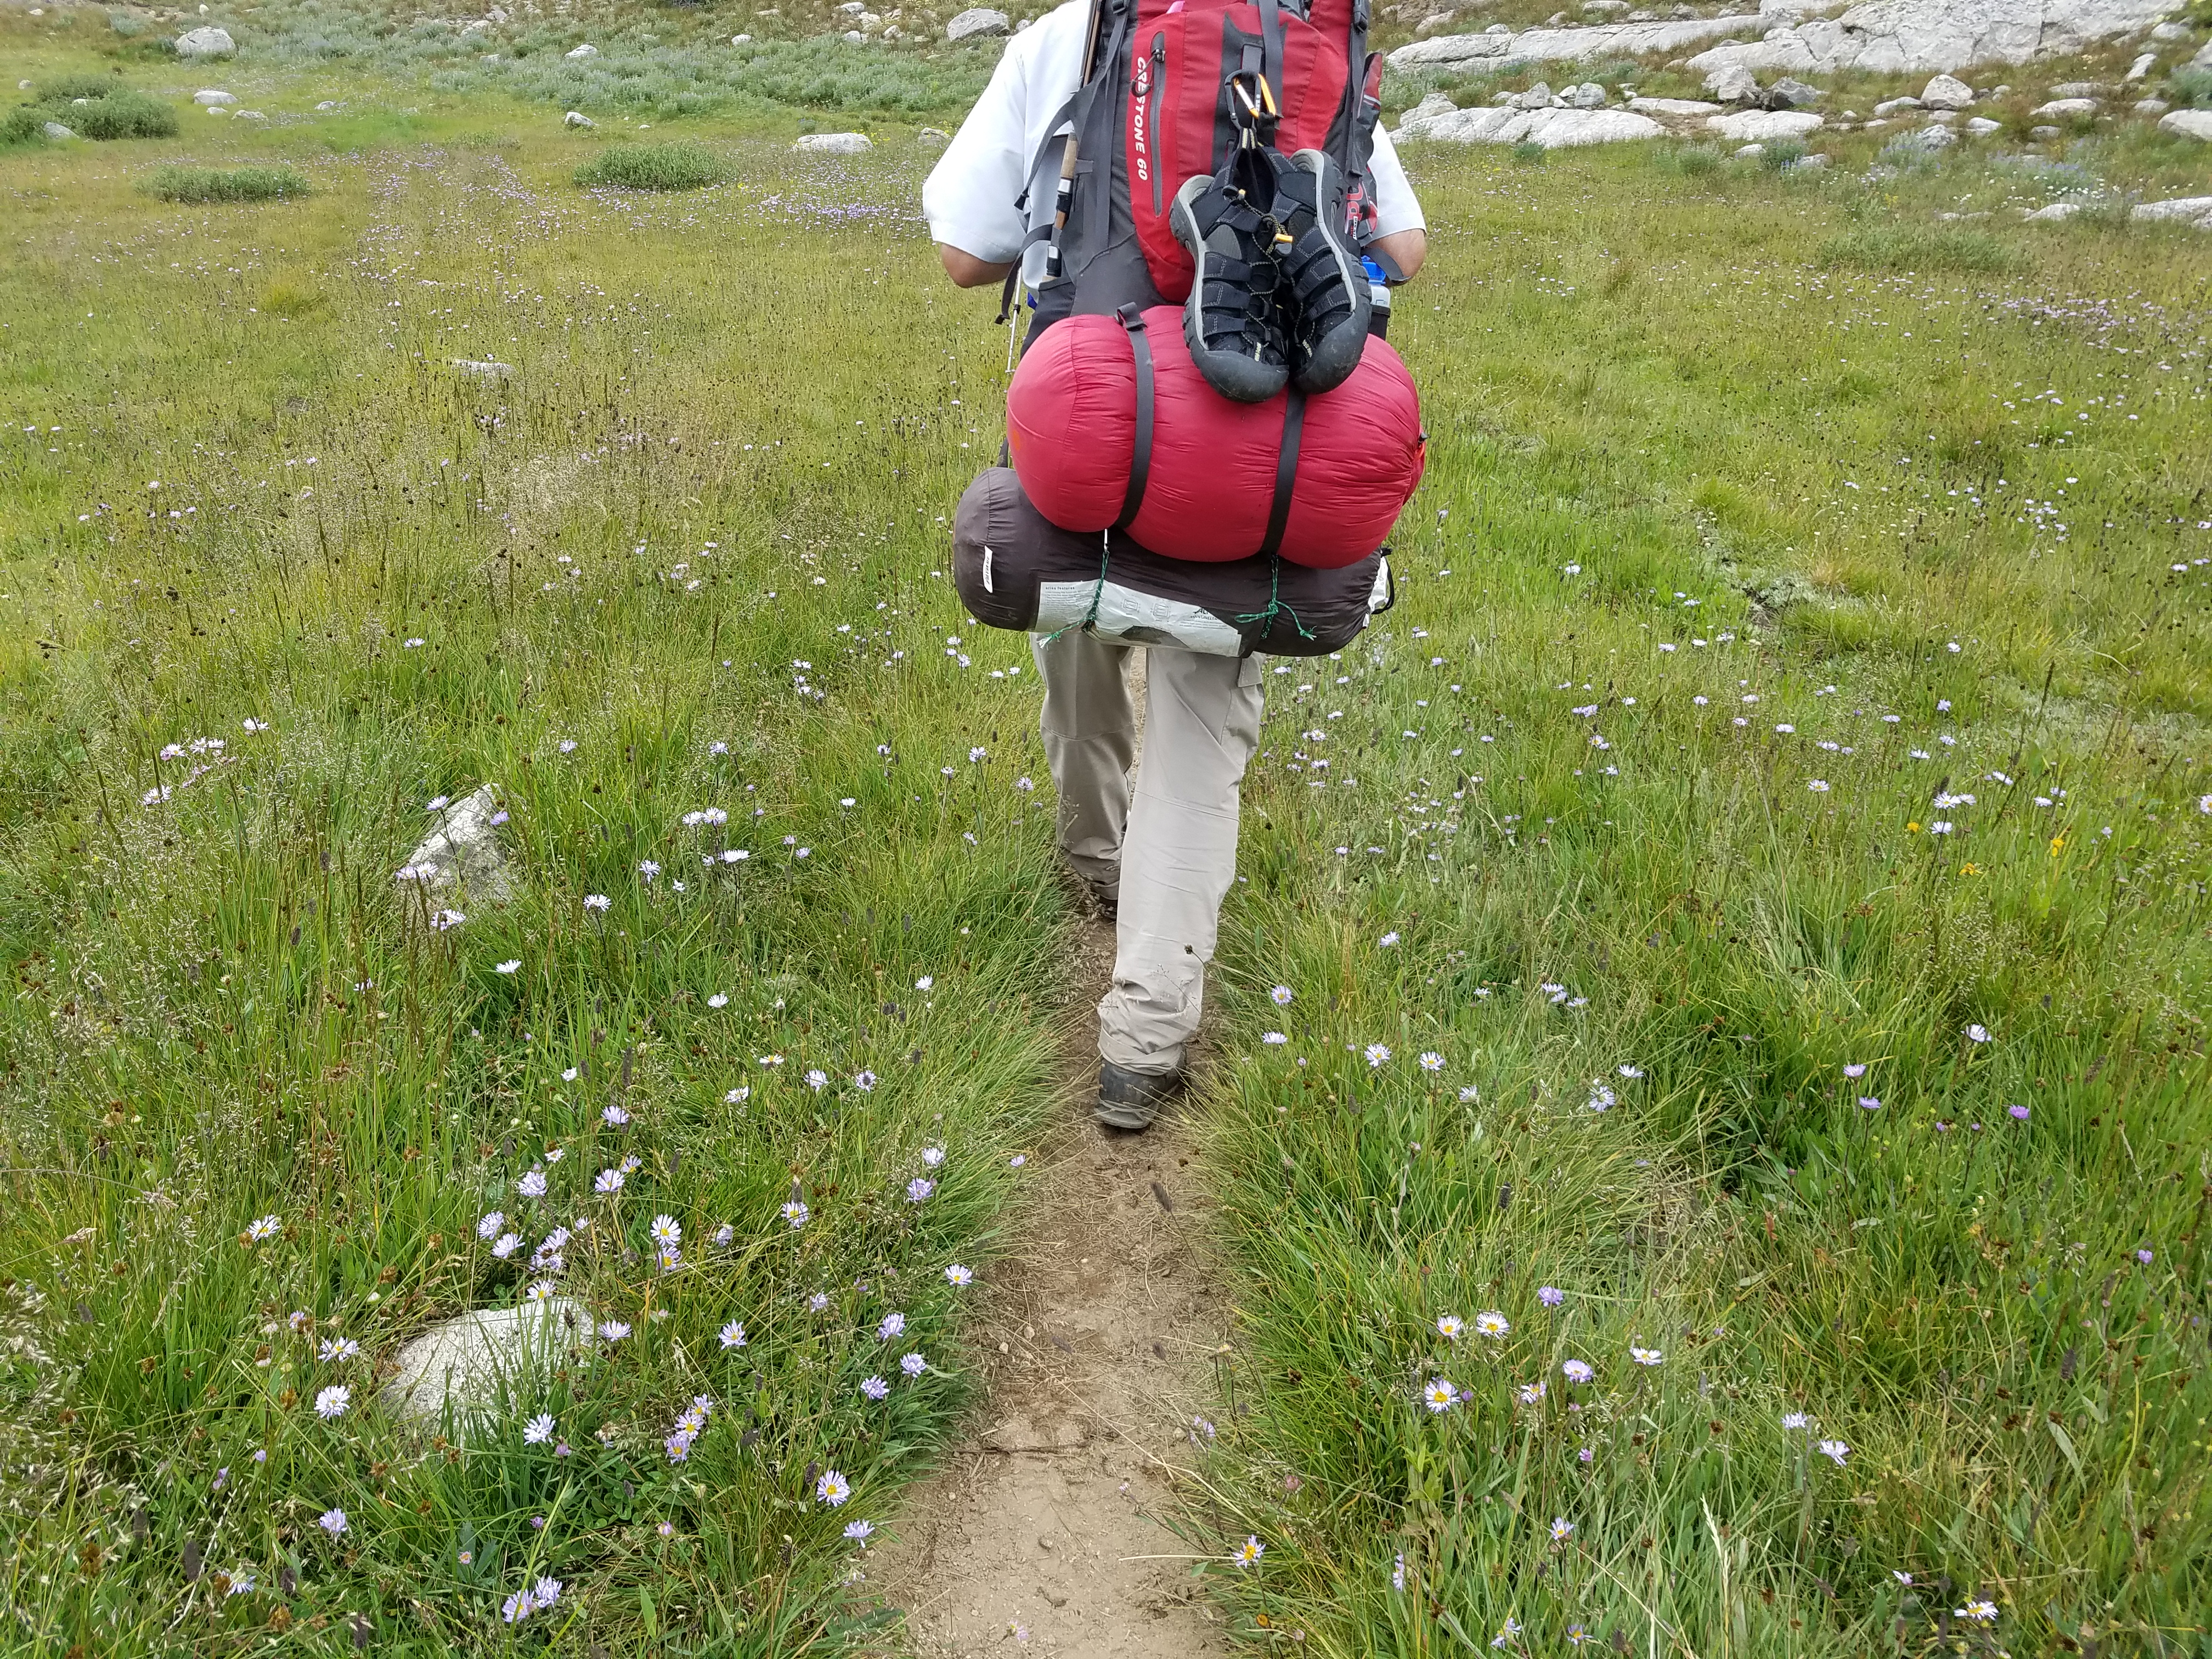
[924,0,1424,284]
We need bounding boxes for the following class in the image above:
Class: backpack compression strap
[1256,0,1286,117]
[1114,303,1156,530]
[1259,388,1306,559]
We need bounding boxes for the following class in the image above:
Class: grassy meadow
[3,1,2211,1654]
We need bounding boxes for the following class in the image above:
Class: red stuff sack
[1005,305,1424,569]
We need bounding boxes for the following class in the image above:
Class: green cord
[1234,552,1316,645]
[1040,534,1111,646]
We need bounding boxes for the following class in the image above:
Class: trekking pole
[1043,0,1110,281]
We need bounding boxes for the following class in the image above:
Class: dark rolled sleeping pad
[952,469,1391,658]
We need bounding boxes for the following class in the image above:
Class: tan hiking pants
[1031,630,1264,1077]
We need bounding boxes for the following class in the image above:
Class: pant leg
[1031,629,1136,891]
[1097,647,1263,1076]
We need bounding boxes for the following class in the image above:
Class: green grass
[141,164,315,203]
[1182,138,2212,1659]
[2,9,2211,1656]
[1816,224,2021,272]
[574,140,728,191]
[1,110,1069,1657]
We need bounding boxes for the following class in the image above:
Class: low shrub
[573,140,726,190]
[1657,142,1724,176]
[60,89,180,140]
[142,164,313,203]
[1510,139,1548,164]
[38,72,124,101]
[1760,137,1809,170]
[0,106,48,148]
[2171,65,2212,109]
[1817,224,2017,272]
[22,82,181,142]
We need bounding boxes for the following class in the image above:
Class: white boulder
[1387,12,1767,71]
[2124,51,2155,80]
[2030,97,2097,116]
[398,783,516,906]
[43,121,76,140]
[2131,194,2212,226]
[380,1300,596,1431]
[2159,109,2212,142]
[174,25,235,57]
[1873,94,1921,113]
[2020,200,2081,221]
[945,6,1012,40]
[1965,114,2003,132]
[1565,80,1609,106]
[563,110,594,127]
[193,88,236,106]
[1920,72,1973,106]
[2192,38,2212,67]
[1707,107,1824,138]
[1686,0,2174,80]
[1395,91,1459,135]
[1513,81,1558,108]
[1704,60,1763,100]
[1628,95,1723,114]
[793,131,875,153]
[1398,100,1662,144]
[234,109,266,122]
[1515,107,1664,143]
[566,42,597,58]
[1893,120,1959,148]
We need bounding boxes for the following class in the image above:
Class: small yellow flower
[1960,862,1980,876]
[2049,836,2065,855]
[1905,821,1921,834]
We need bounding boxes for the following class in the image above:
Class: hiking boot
[1271,148,1371,397]
[1169,166,1291,404]
[1095,1060,1181,1132]
[1088,882,1119,924]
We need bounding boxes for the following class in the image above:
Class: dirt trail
[865,656,1232,1659]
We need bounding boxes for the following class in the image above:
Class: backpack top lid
[1032,0,1376,320]
[1125,0,1360,36]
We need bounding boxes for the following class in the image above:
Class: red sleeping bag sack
[1006,307,1425,569]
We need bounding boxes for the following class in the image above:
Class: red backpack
[1015,0,1385,342]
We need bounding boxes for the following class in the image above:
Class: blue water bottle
[1363,255,1392,340]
